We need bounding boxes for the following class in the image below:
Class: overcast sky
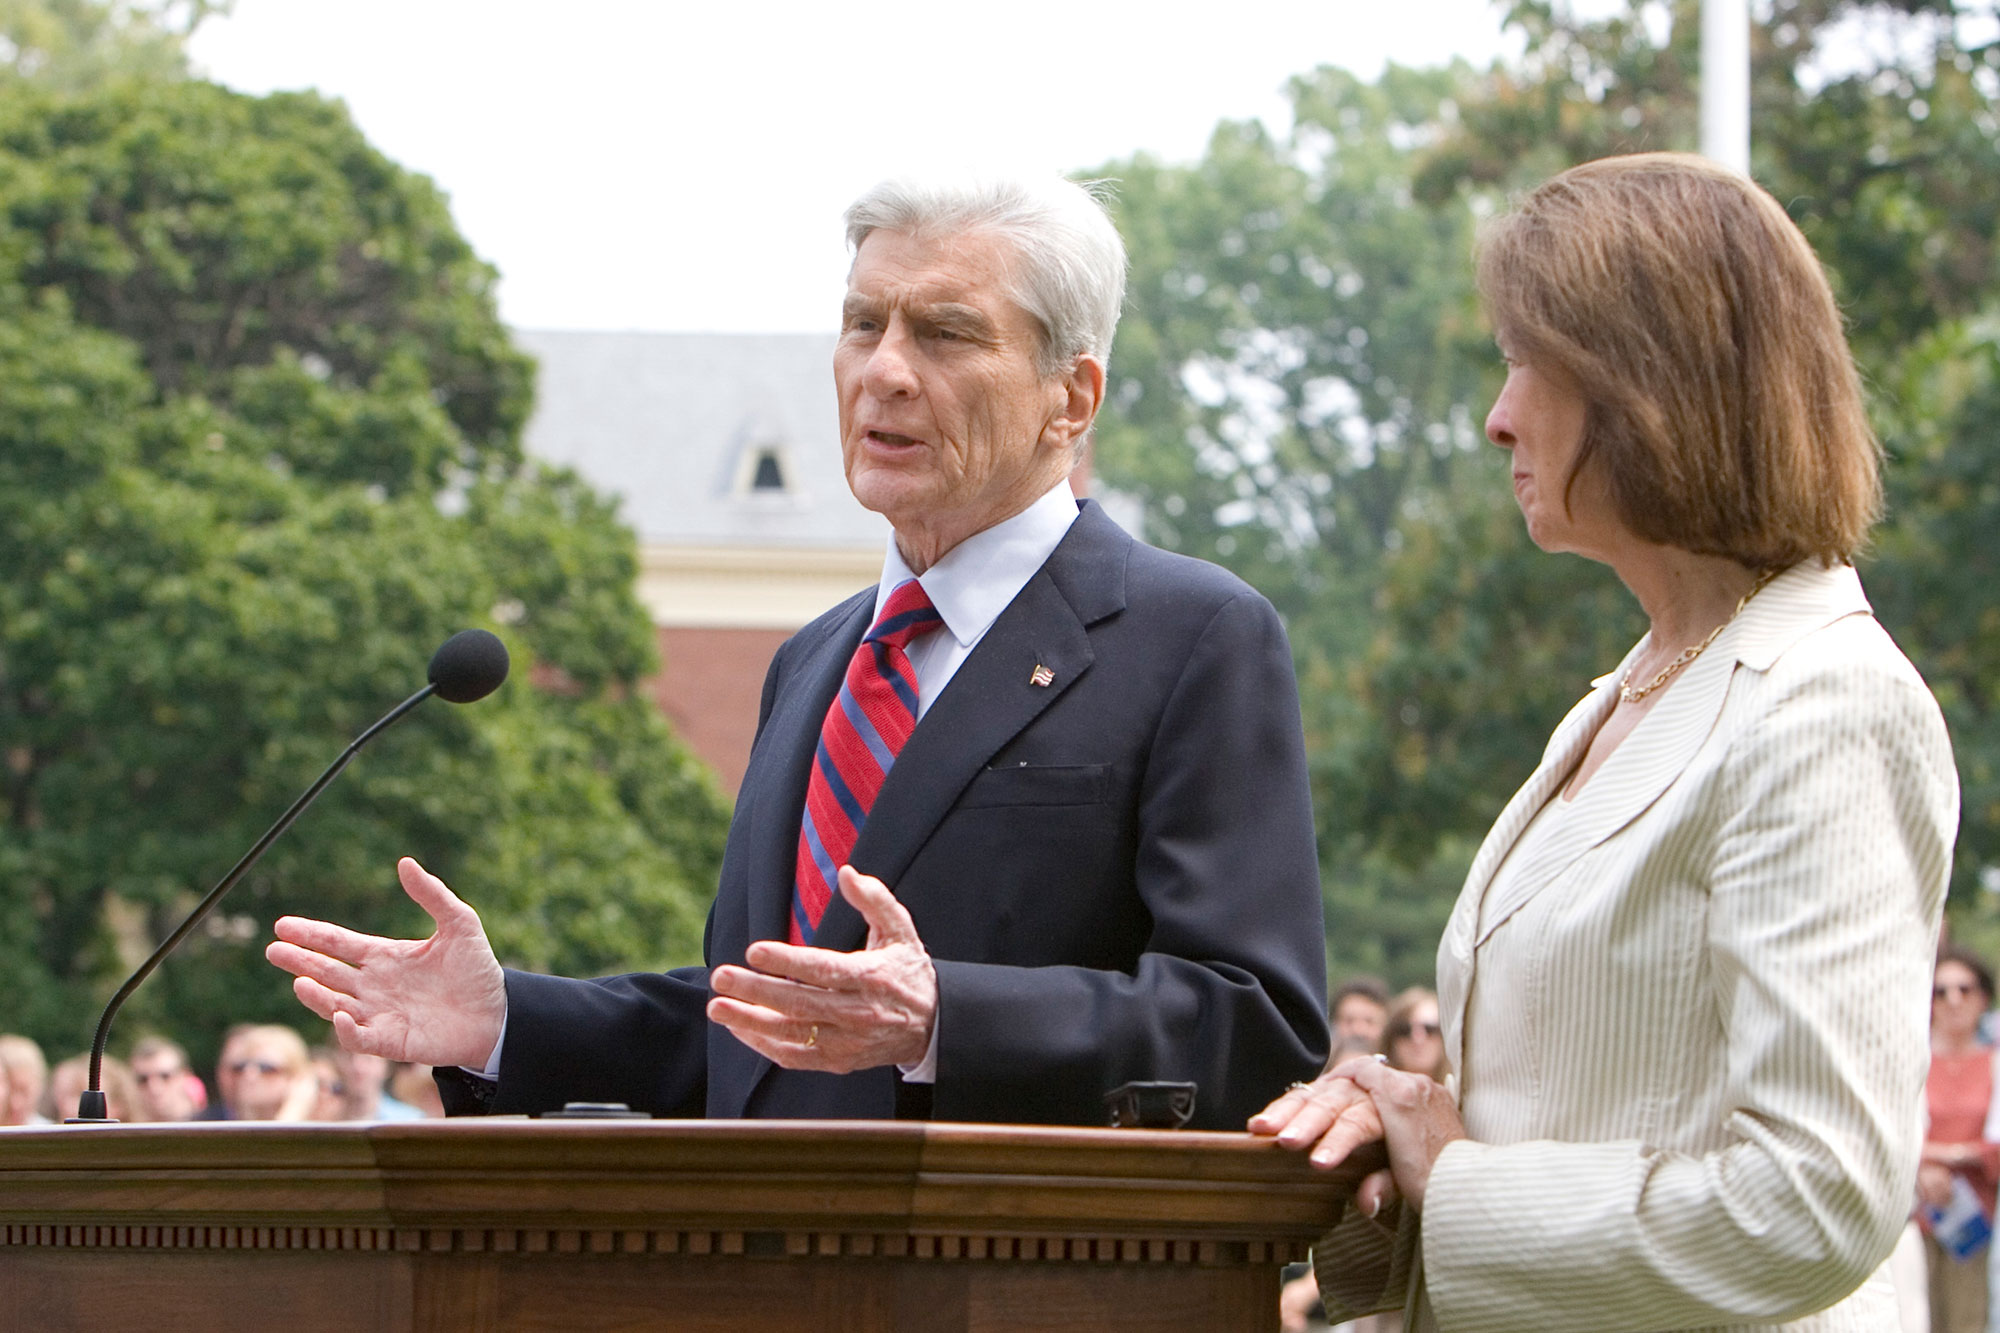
[186,2,1526,333]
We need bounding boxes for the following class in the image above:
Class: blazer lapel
[1442,560,1878,1076]
[1439,685,1613,1072]
[808,504,1126,954]
[742,593,873,950]
[1466,561,1873,950]
[718,591,872,1118]
[1471,627,1738,947]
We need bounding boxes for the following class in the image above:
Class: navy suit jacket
[456,501,1329,1129]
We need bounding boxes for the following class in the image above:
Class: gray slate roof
[513,330,891,550]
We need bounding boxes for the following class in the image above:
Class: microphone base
[62,1116,120,1125]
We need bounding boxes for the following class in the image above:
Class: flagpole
[1701,0,1751,173]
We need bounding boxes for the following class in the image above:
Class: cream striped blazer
[1315,561,1958,1332]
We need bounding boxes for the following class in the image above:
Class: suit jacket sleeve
[928,589,1329,1130]
[1417,646,1956,1331]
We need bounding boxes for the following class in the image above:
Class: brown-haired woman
[1252,152,1959,1331]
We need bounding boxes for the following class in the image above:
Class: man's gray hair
[844,175,1127,379]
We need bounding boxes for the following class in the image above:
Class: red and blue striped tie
[790,579,942,945]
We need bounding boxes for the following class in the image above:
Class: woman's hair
[1476,152,1880,567]
[1937,946,1996,1002]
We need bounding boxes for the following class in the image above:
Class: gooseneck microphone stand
[69,629,508,1123]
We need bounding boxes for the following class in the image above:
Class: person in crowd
[263,173,1329,1129]
[200,1023,315,1122]
[0,1033,50,1126]
[1380,987,1447,1084]
[1919,947,1998,1332]
[194,1023,250,1121]
[47,1052,141,1123]
[1330,976,1391,1049]
[306,1047,350,1120]
[1252,152,1958,1331]
[130,1036,205,1122]
[388,1062,445,1118]
[336,1050,425,1121]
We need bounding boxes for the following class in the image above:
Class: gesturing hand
[265,857,507,1070]
[707,865,937,1073]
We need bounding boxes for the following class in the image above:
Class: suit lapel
[742,592,873,950]
[809,504,1127,954]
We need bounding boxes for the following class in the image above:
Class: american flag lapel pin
[1029,663,1055,688]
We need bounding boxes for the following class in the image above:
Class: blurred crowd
[0,1027,443,1126]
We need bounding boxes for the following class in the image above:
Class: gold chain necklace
[1618,567,1781,705]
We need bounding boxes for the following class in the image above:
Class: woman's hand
[1917,1161,1956,1210]
[1250,1055,1469,1213]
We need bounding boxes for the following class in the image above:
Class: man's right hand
[265,856,507,1070]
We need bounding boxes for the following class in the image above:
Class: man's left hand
[707,866,937,1072]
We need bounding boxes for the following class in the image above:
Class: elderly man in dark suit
[266,175,1329,1129]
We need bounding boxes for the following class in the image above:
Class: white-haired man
[268,176,1329,1128]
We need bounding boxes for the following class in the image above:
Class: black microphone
[68,630,510,1123]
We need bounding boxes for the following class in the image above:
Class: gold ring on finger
[806,1024,818,1049]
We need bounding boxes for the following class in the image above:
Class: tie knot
[868,579,942,650]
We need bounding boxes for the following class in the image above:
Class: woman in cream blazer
[1253,154,1959,1332]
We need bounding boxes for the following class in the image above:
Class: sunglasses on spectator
[134,1069,185,1084]
[227,1060,288,1077]
[1934,983,1983,1001]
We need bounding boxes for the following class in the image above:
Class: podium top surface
[0,1119,1370,1242]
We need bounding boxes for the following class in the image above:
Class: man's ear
[1041,354,1107,455]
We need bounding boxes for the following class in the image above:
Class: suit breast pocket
[957,762,1110,809]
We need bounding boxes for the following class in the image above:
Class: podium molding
[0,1119,1365,1331]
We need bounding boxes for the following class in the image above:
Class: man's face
[835,228,1090,570]
[1333,995,1386,1046]
[223,1036,297,1121]
[133,1052,195,1121]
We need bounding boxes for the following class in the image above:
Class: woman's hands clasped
[1249,1055,1469,1215]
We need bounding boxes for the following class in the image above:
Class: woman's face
[1390,998,1443,1074]
[1485,355,1623,559]
[1933,960,1988,1042]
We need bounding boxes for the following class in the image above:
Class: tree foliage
[1095,0,2000,984]
[0,77,730,1074]
[0,0,222,91]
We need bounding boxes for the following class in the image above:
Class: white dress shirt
[880,479,1081,719]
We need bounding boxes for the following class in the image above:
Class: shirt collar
[877,481,1082,647]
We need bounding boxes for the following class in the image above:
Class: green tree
[1095,0,2000,983]
[1095,61,1641,984]
[0,79,729,1075]
[0,0,223,91]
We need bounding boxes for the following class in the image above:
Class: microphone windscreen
[428,629,511,704]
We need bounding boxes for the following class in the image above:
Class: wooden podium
[0,1119,1365,1331]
